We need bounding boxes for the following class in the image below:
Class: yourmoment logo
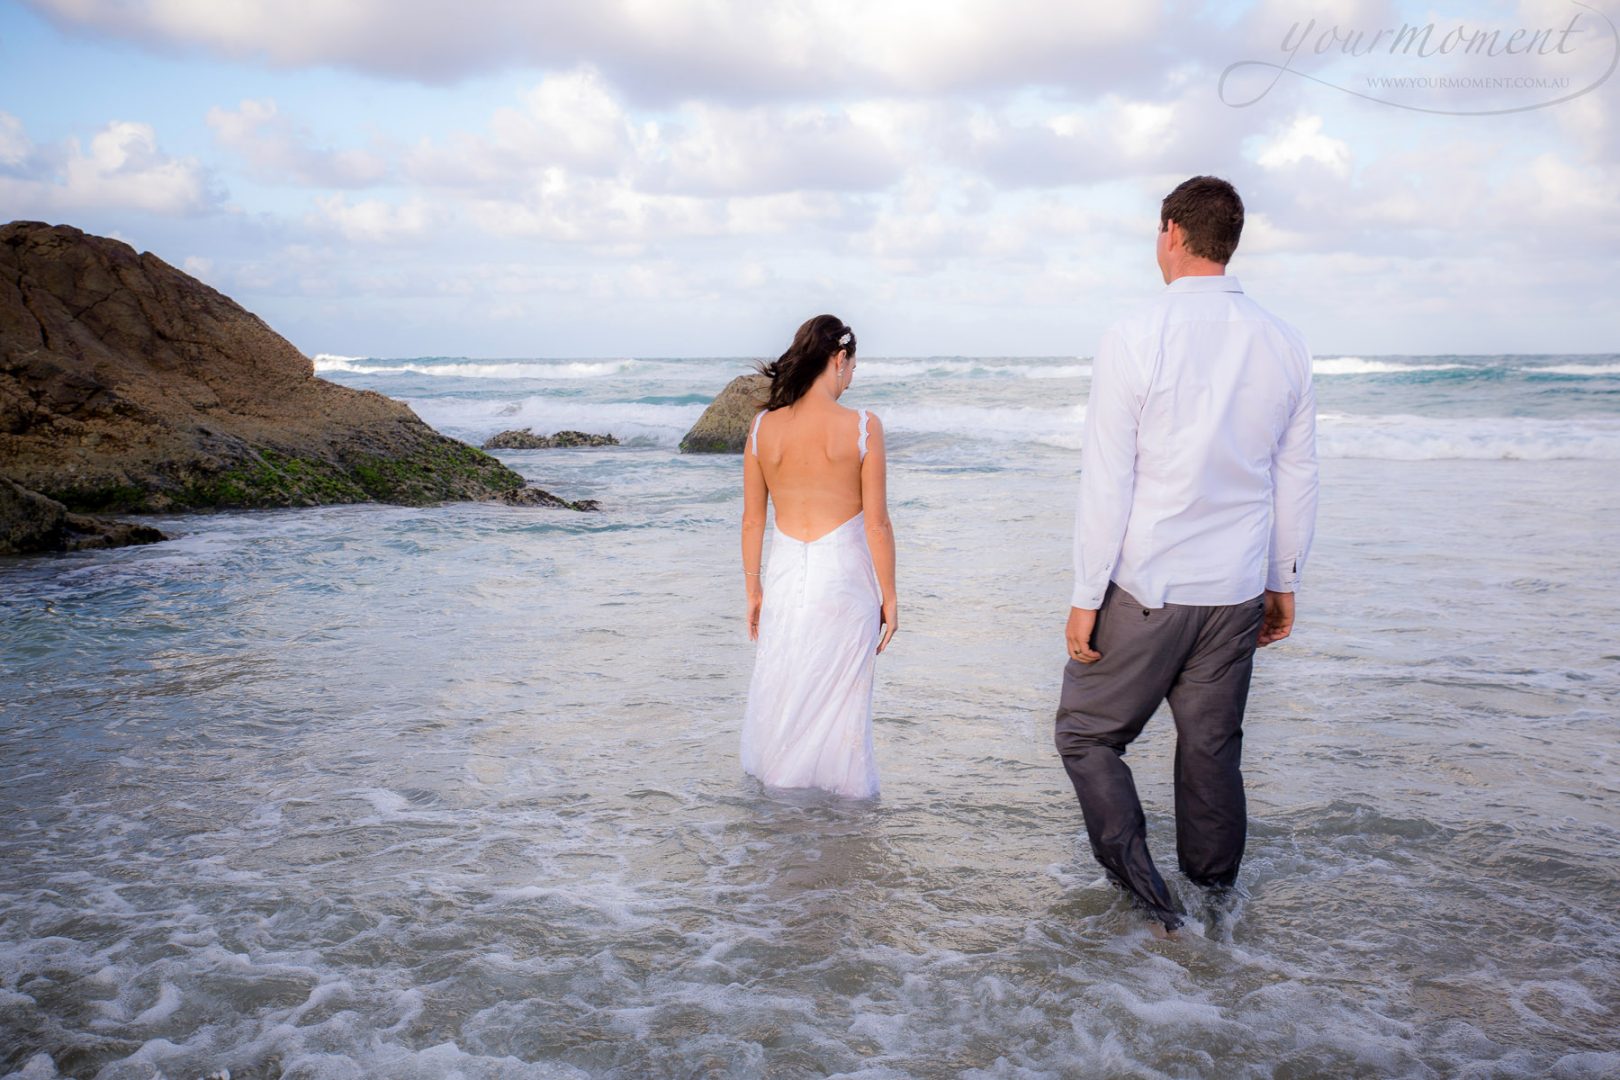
[1219,0,1618,114]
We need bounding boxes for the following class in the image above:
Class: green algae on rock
[483,429,620,450]
[679,374,769,453]
[0,221,577,517]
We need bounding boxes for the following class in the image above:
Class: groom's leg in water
[1054,585,1197,929]
[1166,596,1266,891]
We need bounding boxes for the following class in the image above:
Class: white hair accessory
[838,330,852,346]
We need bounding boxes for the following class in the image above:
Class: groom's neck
[1162,258,1228,284]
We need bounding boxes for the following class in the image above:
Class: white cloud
[11,0,1614,357]
[1240,127,1620,265]
[23,0,1179,98]
[1494,152,1620,248]
[1112,101,1177,158]
[508,69,628,172]
[1241,210,1313,254]
[735,261,772,289]
[722,191,870,236]
[0,112,30,167]
[1520,152,1613,216]
[404,69,907,200]
[645,104,906,196]
[0,111,216,215]
[206,98,387,186]
[955,87,1256,188]
[451,171,864,251]
[457,171,686,246]
[310,194,434,242]
[1255,114,1352,177]
[403,68,631,190]
[385,71,910,250]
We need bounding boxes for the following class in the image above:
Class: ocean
[2,353,1617,1078]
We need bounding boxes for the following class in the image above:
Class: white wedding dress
[740,410,882,799]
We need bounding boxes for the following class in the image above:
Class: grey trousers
[1054,582,1266,929]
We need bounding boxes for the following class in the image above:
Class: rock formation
[483,429,619,449]
[0,222,592,540]
[1,478,166,556]
[679,373,769,453]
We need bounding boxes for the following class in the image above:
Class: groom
[1054,176,1318,933]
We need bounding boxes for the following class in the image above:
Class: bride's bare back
[751,400,866,542]
[740,313,897,654]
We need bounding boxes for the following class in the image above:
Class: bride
[739,314,899,799]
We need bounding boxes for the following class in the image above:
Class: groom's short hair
[1160,176,1244,264]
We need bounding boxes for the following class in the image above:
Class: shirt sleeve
[1071,325,1141,609]
[1267,354,1319,592]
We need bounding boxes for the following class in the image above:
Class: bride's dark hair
[758,314,856,410]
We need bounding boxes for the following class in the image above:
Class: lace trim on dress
[753,409,871,459]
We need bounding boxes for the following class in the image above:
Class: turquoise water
[2,355,1617,1078]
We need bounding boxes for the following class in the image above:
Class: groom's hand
[1066,606,1102,664]
[1257,589,1295,647]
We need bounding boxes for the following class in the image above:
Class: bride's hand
[877,597,899,654]
[747,582,763,641]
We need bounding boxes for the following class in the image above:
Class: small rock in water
[490,485,600,512]
[680,374,769,453]
[1,478,168,555]
[482,429,619,450]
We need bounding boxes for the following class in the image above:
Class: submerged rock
[492,486,601,511]
[679,374,768,453]
[483,429,619,449]
[1,477,166,555]
[0,221,544,512]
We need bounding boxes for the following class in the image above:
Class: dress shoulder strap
[749,410,766,456]
[857,410,871,461]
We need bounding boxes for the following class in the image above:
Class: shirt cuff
[1266,553,1300,592]
[1071,582,1107,609]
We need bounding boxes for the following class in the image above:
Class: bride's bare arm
[860,415,899,653]
[742,433,768,640]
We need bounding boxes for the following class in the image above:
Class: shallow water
[3,356,1619,1078]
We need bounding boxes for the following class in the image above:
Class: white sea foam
[10,1053,59,1079]
[404,396,704,444]
[400,391,1620,461]
[1531,362,1620,376]
[132,981,184,1025]
[1313,357,1472,376]
[315,354,1098,383]
[1316,413,1620,460]
[314,355,644,380]
[881,402,1086,447]
[316,352,1620,386]
[415,398,1091,451]
[3,411,1615,1078]
[885,405,1620,460]
[860,359,1092,380]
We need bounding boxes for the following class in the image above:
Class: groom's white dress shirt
[1072,274,1318,610]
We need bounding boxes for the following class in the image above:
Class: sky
[1,0,1615,359]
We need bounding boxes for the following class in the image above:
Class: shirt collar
[1165,274,1243,294]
